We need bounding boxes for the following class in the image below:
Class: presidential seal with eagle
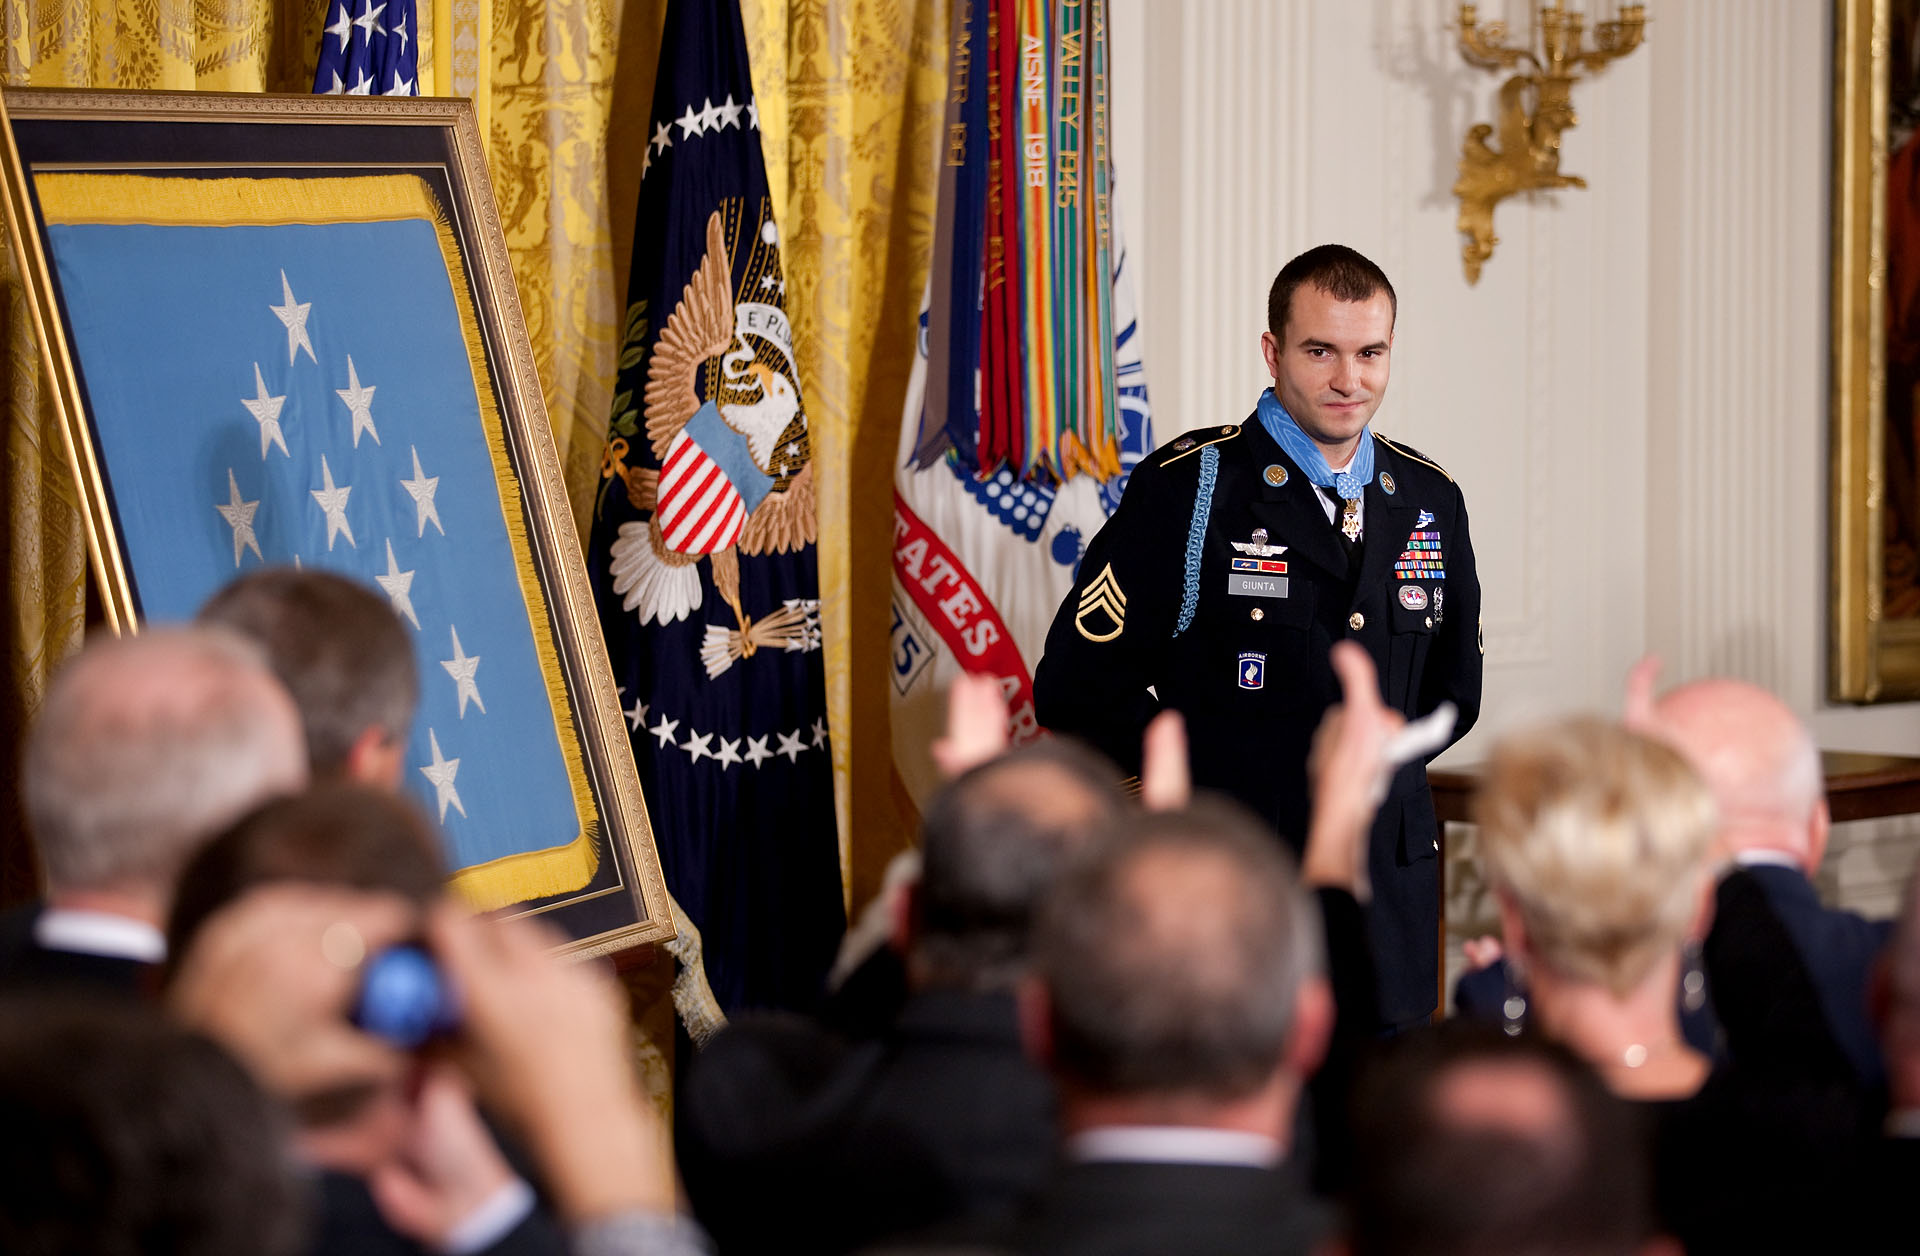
[602,205,818,678]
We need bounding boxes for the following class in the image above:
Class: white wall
[1108,0,1920,918]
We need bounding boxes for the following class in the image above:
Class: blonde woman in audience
[1475,717,1717,1102]
[1474,716,1864,1256]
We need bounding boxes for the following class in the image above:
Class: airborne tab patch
[1075,563,1128,642]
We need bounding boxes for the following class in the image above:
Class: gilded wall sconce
[1453,2,1646,283]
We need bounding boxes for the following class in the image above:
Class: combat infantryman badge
[1075,563,1127,642]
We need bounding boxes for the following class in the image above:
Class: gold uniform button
[1250,607,1265,621]
[1349,612,1365,631]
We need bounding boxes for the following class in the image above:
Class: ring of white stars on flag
[314,0,419,97]
[642,94,762,183]
[37,202,586,876]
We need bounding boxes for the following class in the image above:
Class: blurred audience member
[1647,670,1891,1089]
[1348,1025,1672,1256]
[167,786,563,1256]
[681,739,1126,1254]
[199,567,418,789]
[1006,799,1333,1256]
[1476,716,1862,1254]
[169,878,704,1256]
[0,996,306,1256]
[3,626,306,996]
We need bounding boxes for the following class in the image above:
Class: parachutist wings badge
[606,207,819,677]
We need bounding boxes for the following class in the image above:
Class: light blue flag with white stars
[314,0,419,96]
[34,171,594,908]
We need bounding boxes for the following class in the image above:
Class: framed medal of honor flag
[0,87,672,957]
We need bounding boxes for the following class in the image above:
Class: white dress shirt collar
[34,908,166,963]
[1066,1125,1283,1169]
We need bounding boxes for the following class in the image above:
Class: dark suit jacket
[681,989,1055,1255]
[1703,863,1892,1088]
[1036,417,1482,1026]
[0,901,156,999]
[995,1160,1326,1256]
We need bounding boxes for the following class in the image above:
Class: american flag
[314,0,420,96]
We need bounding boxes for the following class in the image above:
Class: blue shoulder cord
[1173,444,1218,636]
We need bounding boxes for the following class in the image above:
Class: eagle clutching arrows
[607,208,818,677]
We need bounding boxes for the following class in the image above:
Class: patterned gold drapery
[742,0,945,910]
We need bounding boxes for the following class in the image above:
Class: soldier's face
[1260,286,1394,461]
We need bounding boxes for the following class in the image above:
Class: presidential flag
[314,0,420,96]
[33,171,596,911]
[891,0,1154,805]
[588,0,844,1012]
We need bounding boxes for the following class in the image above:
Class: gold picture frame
[0,87,672,957]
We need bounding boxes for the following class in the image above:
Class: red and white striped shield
[657,428,747,555]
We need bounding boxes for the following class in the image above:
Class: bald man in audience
[1647,673,1893,1088]
[199,567,418,790]
[0,627,307,995]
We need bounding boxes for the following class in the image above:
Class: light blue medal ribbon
[1255,389,1374,499]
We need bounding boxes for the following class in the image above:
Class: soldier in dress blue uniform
[1034,245,1483,1028]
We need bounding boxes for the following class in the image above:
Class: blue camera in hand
[350,945,461,1049]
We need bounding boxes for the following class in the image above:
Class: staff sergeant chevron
[1073,562,1127,642]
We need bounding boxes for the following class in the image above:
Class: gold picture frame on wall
[1832,0,1920,700]
[0,87,673,956]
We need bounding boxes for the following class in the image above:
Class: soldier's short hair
[1267,243,1398,340]
[914,739,1126,990]
[22,626,306,895]
[1035,798,1323,1100]
[198,567,417,780]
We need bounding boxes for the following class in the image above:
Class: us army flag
[891,0,1154,805]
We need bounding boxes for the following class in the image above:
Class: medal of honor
[1340,497,1362,542]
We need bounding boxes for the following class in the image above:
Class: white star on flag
[336,356,380,447]
[311,456,356,550]
[419,728,466,820]
[716,94,744,129]
[682,729,714,763]
[325,3,352,50]
[400,445,443,536]
[650,122,673,155]
[625,697,649,731]
[353,1,388,40]
[387,74,414,96]
[215,468,263,568]
[241,362,288,459]
[650,713,680,748]
[347,68,374,95]
[744,735,772,768]
[393,8,409,51]
[323,70,345,94]
[270,271,316,364]
[717,738,743,768]
[776,730,806,763]
[375,538,420,629]
[748,100,760,129]
[810,717,829,749]
[676,103,707,139]
[441,625,485,717]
